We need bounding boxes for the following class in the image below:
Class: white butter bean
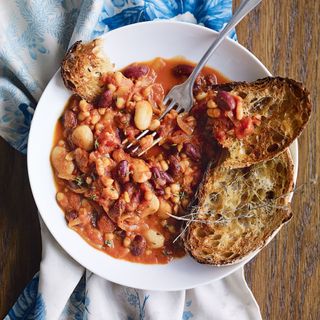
[72,125,94,151]
[131,159,151,183]
[51,146,74,177]
[141,194,160,217]
[156,198,173,219]
[144,229,165,249]
[134,100,153,130]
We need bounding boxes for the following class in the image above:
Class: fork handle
[186,0,263,88]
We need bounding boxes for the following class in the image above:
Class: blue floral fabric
[1,1,235,319]
[0,0,235,155]
[5,273,46,320]
[125,288,150,320]
[59,274,89,320]
[93,0,236,39]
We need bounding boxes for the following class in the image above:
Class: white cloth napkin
[1,1,261,319]
[38,220,261,320]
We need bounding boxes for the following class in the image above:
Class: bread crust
[210,77,311,168]
[61,39,114,103]
[184,149,294,266]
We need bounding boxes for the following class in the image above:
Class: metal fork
[126,0,262,156]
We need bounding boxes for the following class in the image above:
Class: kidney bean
[115,229,127,239]
[183,143,201,162]
[152,167,163,179]
[155,188,165,196]
[215,91,236,111]
[65,211,78,222]
[66,131,75,150]
[98,90,113,108]
[168,155,182,177]
[123,64,149,79]
[151,167,166,186]
[161,171,174,184]
[107,199,126,222]
[118,160,128,176]
[117,160,129,183]
[205,74,217,86]
[130,235,147,256]
[193,74,206,94]
[151,167,173,186]
[63,110,77,129]
[172,64,194,78]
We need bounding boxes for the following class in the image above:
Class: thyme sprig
[94,139,100,149]
[170,179,317,243]
[105,240,114,248]
[88,193,98,201]
[74,175,84,187]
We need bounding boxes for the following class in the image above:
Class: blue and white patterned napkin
[1,1,260,319]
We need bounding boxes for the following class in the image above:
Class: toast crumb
[61,39,114,103]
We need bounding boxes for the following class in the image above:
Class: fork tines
[126,129,151,149]
[124,97,180,156]
[124,131,163,157]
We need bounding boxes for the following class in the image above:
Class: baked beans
[51,57,228,264]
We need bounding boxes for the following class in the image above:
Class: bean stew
[51,57,231,264]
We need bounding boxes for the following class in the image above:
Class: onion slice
[177,112,194,135]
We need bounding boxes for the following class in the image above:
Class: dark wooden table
[0,0,319,318]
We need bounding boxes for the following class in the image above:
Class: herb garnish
[74,176,83,187]
[179,191,186,200]
[88,194,98,201]
[105,240,114,248]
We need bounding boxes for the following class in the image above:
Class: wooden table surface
[0,0,319,318]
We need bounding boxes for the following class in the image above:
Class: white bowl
[28,21,298,291]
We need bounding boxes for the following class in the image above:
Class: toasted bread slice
[210,77,311,168]
[184,149,294,265]
[61,39,114,103]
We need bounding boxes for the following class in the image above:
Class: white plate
[28,21,298,291]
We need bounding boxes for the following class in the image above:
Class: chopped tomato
[215,129,226,142]
[151,83,165,106]
[234,117,255,139]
